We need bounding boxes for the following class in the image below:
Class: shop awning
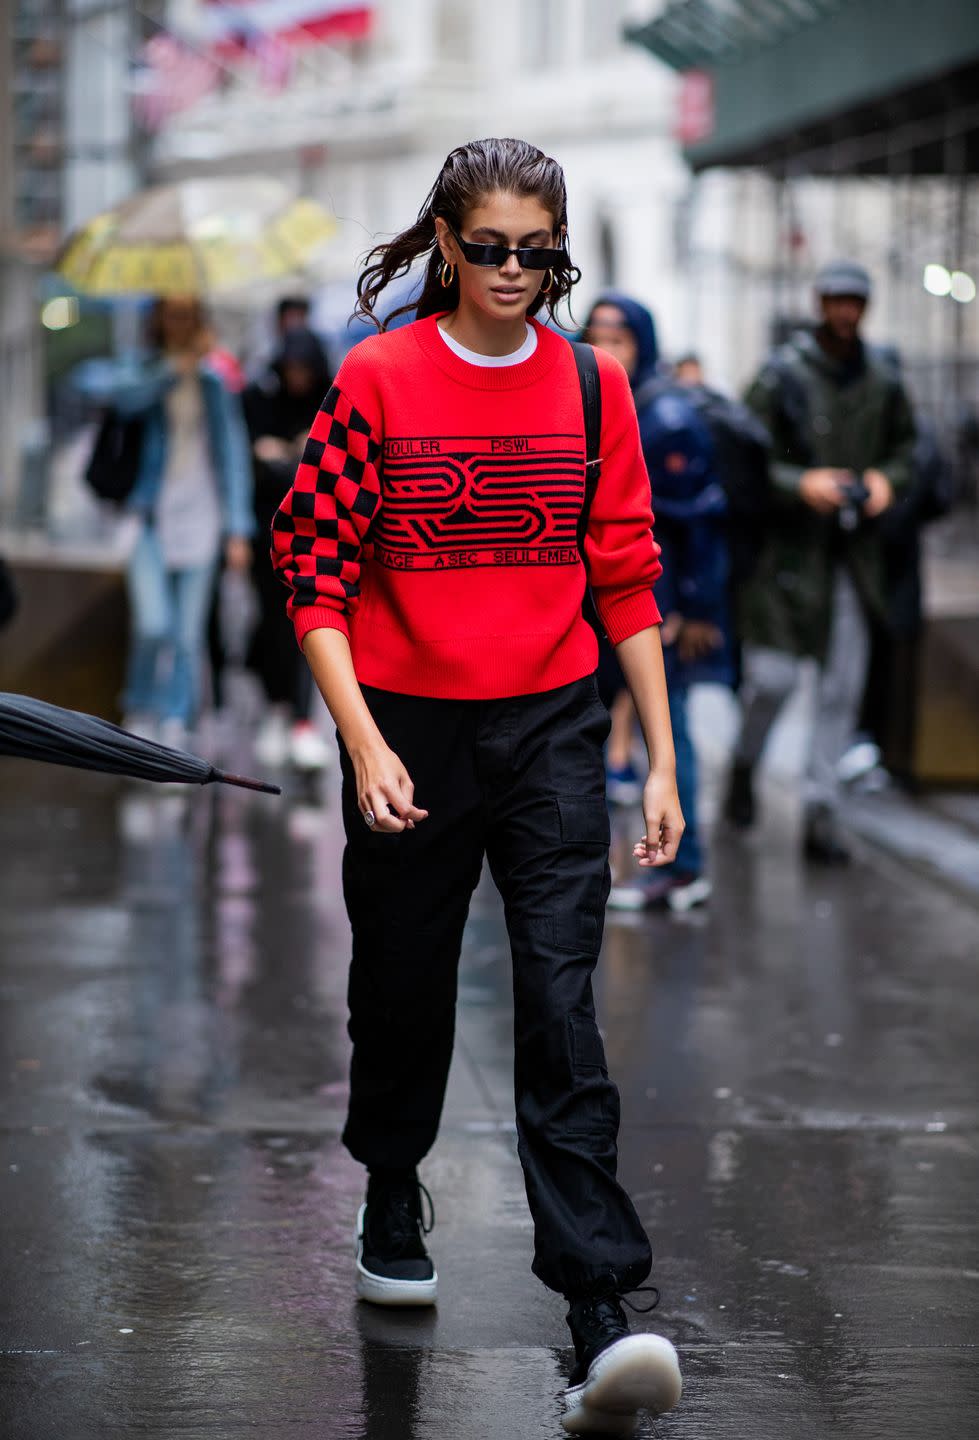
[627,0,979,174]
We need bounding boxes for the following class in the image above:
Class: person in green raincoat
[727,260,916,862]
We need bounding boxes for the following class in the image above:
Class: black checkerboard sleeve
[270,384,383,622]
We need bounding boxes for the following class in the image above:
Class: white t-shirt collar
[437,321,538,368]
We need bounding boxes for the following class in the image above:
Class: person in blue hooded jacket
[585,294,733,912]
[579,293,660,786]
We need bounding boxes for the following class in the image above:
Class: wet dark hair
[354,137,581,330]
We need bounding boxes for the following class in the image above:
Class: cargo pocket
[553,796,610,954]
[567,1011,618,1139]
[556,795,611,847]
[569,1010,608,1073]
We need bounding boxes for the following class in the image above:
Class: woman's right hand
[300,628,428,835]
[351,740,429,834]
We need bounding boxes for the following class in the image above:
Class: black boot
[724,760,756,829]
[562,1294,681,1434]
[355,1169,437,1306]
[803,803,851,865]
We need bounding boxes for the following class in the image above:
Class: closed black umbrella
[0,693,281,795]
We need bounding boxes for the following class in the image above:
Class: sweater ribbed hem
[293,605,350,647]
[351,621,600,700]
[595,588,662,646]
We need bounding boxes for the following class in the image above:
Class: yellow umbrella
[57,177,337,297]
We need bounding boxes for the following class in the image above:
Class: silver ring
[363,810,376,828]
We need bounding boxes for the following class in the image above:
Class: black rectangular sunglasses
[447,223,568,272]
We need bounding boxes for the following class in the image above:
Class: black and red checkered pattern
[270,384,383,624]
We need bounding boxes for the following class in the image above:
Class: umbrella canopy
[0,694,280,795]
[56,177,337,298]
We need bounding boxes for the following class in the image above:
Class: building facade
[153,0,976,401]
[1,0,146,520]
[152,0,695,359]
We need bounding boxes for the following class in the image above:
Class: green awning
[627,0,979,173]
[628,0,848,72]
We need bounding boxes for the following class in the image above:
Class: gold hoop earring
[541,268,554,295]
[440,261,456,288]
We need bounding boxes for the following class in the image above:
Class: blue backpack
[633,380,721,515]
[635,376,771,580]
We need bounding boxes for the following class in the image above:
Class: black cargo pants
[338,675,652,1300]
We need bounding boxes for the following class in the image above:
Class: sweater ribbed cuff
[292,605,350,648]
[595,588,661,646]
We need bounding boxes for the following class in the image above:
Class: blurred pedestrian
[276,295,312,336]
[246,296,319,393]
[586,296,725,912]
[119,297,254,747]
[201,326,248,720]
[673,353,704,388]
[729,261,916,861]
[243,325,333,769]
[271,138,683,1432]
[578,295,660,805]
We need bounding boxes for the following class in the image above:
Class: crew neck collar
[438,320,537,367]
[412,313,560,390]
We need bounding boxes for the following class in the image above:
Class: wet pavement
[1,750,978,1439]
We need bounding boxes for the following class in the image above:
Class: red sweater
[271,315,662,700]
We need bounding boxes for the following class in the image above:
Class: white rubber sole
[608,878,712,914]
[562,1334,682,1435]
[354,1203,438,1308]
[666,876,713,913]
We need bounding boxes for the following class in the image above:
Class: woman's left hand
[633,770,685,868]
[225,536,252,571]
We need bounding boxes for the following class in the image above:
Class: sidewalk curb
[845,791,979,908]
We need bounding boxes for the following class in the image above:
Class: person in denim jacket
[116,298,254,745]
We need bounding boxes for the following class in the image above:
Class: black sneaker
[724,761,756,829]
[803,803,851,865]
[355,1170,437,1307]
[562,1294,681,1436]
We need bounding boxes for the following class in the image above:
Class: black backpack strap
[570,340,602,563]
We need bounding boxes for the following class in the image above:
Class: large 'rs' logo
[374,433,585,570]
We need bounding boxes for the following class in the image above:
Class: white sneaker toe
[562,1334,682,1434]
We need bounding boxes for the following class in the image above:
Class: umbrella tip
[212,770,282,795]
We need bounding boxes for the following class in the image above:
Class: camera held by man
[836,472,872,531]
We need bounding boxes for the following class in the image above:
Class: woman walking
[122,298,254,746]
[271,139,683,1434]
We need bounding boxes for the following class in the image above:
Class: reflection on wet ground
[1,759,977,1438]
